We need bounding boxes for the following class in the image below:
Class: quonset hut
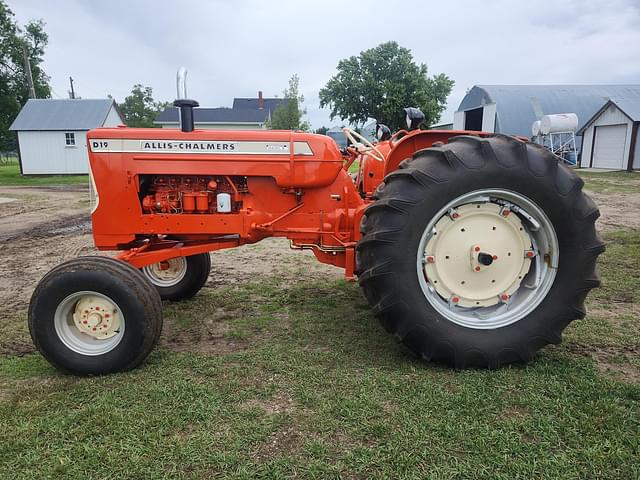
[453,85,640,155]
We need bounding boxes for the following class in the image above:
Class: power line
[22,45,36,99]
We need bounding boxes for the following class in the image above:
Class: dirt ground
[0,183,637,357]
[587,190,640,232]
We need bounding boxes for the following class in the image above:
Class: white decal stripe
[89,139,314,156]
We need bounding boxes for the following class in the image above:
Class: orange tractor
[28,69,604,374]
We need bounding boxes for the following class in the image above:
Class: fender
[383,130,493,176]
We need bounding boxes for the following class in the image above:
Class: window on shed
[65,132,76,146]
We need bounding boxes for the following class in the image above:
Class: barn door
[593,124,627,169]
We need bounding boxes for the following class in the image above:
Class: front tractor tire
[357,134,604,368]
[28,256,163,375]
[141,253,211,301]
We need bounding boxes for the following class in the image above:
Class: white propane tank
[540,113,578,135]
[216,193,231,213]
[532,120,542,137]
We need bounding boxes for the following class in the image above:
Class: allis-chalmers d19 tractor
[28,69,604,375]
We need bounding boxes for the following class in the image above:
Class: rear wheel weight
[357,134,604,368]
[141,253,211,301]
[28,256,163,375]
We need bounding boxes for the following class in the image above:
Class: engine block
[139,175,246,214]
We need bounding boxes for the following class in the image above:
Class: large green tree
[117,84,168,128]
[267,74,310,131]
[0,1,51,150]
[319,41,454,131]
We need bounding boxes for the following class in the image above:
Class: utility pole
[22,45,36,99]
[69,76,76,99]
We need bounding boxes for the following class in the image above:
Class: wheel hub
[423,203,532,308]
[142,256,188,287]
[72,295,121,339]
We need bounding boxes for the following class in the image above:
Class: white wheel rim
[54,291,125,356]
[142,257,188,287]
[417,189,558,329]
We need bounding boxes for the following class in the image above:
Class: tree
[117,84,169,128]
[314,126,329,135]
[319,41,454,131]
[0,1,51,150]
[267,74,310,131]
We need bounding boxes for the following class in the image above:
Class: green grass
[577,170,640,194]
[1,230,639,479]
[0,163,88,186]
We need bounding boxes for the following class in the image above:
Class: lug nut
[526,251,534,258]
[500,293,510,301]
[492,255,498,260]
[502,209,510,217]
[452,212,460,219]
[452,296,460,303]
[426,256,435,263]
[474,246,480,252]
[475,266,481,271]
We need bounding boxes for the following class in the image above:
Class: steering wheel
[342,128,386,162]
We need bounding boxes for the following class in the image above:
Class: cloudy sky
[10,0,640,128]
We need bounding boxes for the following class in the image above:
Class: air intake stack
[174,67,199,132]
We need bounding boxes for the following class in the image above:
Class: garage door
[593,124,627,169]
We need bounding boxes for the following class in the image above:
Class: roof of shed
[457,85,640,137]
[612,97,640,121]
[155,107,271,124]
[10,98,119,131]
[577,97,640,134]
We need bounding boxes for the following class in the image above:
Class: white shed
[9,99,124,175]
[578,98,640,171]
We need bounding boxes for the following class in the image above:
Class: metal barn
[453,85,640,154]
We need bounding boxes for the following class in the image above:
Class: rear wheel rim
[416,189,558,330]
[142,257,188,287]
[54,291,125,355]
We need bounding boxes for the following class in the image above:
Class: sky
[9,0,640,129]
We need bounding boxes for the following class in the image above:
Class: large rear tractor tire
[28,256,163,375]
[141,253,211,301]
[357,134,604,368]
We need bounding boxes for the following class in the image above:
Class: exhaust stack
[173,67,199,133]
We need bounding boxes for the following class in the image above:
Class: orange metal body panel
[87,126,488,278]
